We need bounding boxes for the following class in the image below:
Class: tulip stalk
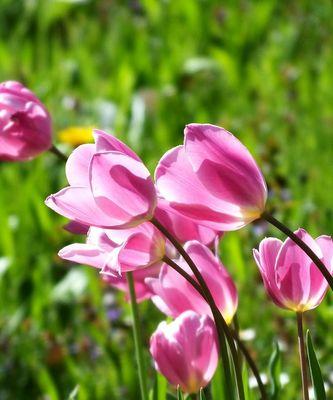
[126,272,149,400]
[261,211,333,291]
[49,144,68,162]
[152,217,246,400]
[296,313,309,400]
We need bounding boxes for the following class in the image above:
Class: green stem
[152,217,244,400]
[126,272,149,400]
[49,144,67,161]
[262,211,333,291]
[296,313,309,400]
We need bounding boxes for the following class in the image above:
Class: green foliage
[306,330,327,400]
[269,342,281,400]
[1,1,333,399]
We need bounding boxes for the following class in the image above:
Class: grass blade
[306,330,326,400]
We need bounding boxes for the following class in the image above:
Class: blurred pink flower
[146,241,238,324]
[45,129,157,229]
[253,229,333,312]
[0,81,52,161]
[150,311,218,394]
[155,123,267,231]
[59,223,164,301]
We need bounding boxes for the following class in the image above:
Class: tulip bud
[0,81,52,161]
[253,229,333,312]
[150,311,218,393]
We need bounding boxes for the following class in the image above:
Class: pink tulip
[150,311,218,393]
[253,229,333,312]
[146,241,238,324]
[45,129,157,229]
[155,197,220,247]
[155,124,267,231]
[59,224,164,301]
[0,81,52,161]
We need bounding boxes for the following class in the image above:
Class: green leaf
[306,330,326,400]
[177,386,184,400]
[199,388,207,400]
[268,342,281,400]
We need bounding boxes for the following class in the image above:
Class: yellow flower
[58,126,95,146]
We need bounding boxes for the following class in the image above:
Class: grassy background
[1,0,333,398]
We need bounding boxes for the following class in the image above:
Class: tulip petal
[58,243,108,269]
[155,146,246,231]
[65,144,95,186]
[90,151,156,228]
[93,129,140,160]
[45,186,122,227]
[184,123,267,210]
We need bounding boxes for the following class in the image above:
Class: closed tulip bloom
[156,124,267,231]
[154,198,220,247]
[146,241,238,324]
[46,129,156,229]
[59,224,164,301]
[253,229,333,312]
[150,311,218,394]
[0,81,52,161]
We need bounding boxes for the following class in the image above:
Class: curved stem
[152,217,244,400]
[230,329,267,399]
[261,211,333,291]
[49,144,67,161]
[163,255,267,400]
[296,312,309,400]
[126,272,149,400]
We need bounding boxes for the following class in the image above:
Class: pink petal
[184,123,267,210]
[45,186,123,228]
[58,243,108,269]
[155,146,246,231]
[93,129,140,160]
[65,144,95,186]
[90,151,156,228]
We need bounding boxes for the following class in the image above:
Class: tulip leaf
[306,330,326,400]
[268,342,281,400]
[177,386,184,400]
[199,388,207,400]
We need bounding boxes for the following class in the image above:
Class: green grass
[1,0,333,398]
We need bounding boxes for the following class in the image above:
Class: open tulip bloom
[45,129,157,229]
[155,123,267,231]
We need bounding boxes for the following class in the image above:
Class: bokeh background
[1,1,333,399]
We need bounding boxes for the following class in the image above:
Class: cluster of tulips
[1,80,332,400]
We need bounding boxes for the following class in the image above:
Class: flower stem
[49,144,67,161]
[296,312,310,400]
[126,272,149,400]
[163,255,267,400]
[261,211,333,291]
[152,217,244,400]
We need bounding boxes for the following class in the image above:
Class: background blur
[1,0,333,399]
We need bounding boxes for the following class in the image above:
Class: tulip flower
[150,311,218,394]
[253,229,333,312]
[155,123,267,231]
[59,223,164,301]
[155,197,220,247]
[146,241,238,324]
[45,129,157,229]
[0,81,52,161]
